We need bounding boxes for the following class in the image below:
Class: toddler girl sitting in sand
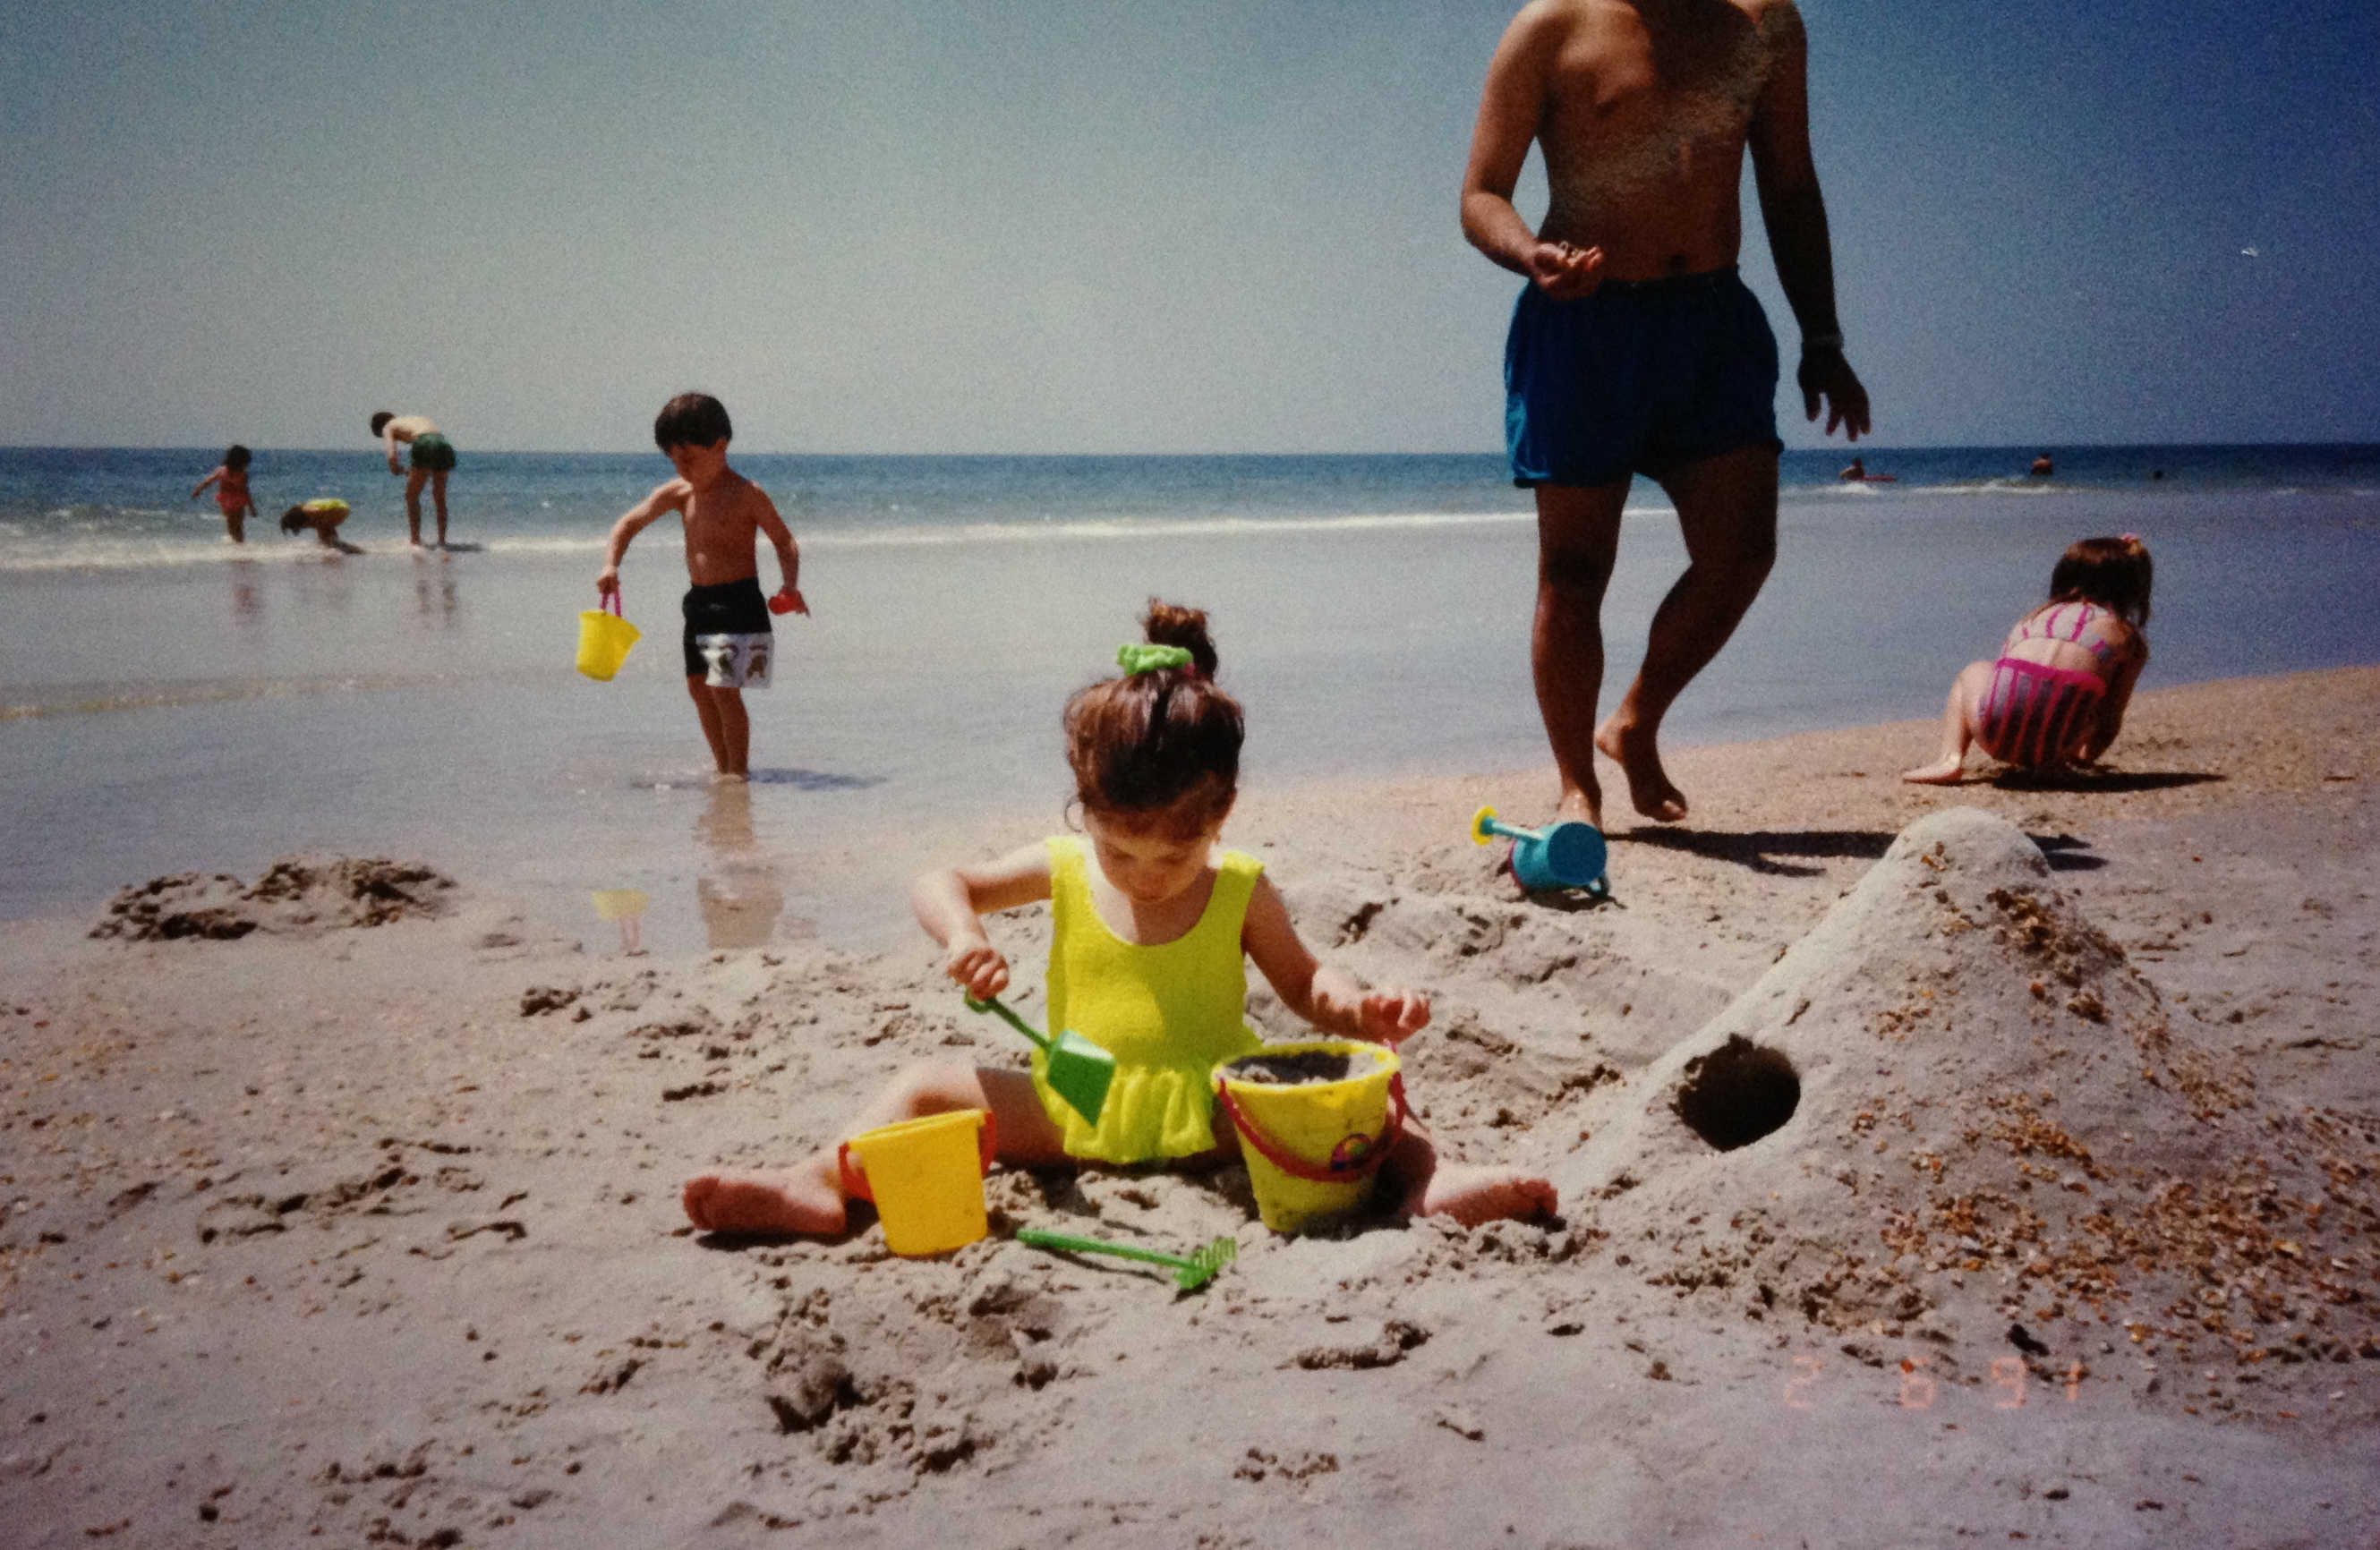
[683,601,1557,1236]
[1902,534,2152,784]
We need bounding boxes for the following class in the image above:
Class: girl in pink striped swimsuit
[1902,535,2153,784]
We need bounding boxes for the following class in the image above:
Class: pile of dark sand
[90,856,455,941]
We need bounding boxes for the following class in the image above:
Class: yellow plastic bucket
[1215,1041,1405,1235]
[576,600,642,681]
[837,1110,994,1256]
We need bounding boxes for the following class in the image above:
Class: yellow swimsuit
[1031,836,1264,1164]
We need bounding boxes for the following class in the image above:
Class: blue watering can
[1471,805,1609,897]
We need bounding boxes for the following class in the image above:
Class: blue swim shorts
[1504,266,1782,489]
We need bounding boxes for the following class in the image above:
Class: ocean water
[3,446,2376,951]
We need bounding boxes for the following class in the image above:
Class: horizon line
[5,439,2378,458]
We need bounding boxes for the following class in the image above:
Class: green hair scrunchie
[1115,643,1194,677]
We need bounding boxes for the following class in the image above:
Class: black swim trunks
[681,577,774,686]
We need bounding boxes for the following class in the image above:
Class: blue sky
[3,0,2374,452]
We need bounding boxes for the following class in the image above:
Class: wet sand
[2,667,2375,1547]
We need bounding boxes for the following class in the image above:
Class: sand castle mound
[90,855,455,941]
[1557,806,2380,1382]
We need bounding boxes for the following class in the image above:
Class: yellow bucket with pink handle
[1213,1041,1406,1234]
[576,591,642,681]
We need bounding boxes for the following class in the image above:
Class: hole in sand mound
[1673,1035,1800,1151]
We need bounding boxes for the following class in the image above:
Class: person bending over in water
[1463,0,1871,827]
[682,601,1559,1237]
[598,393,805,782]
[192,444,256,542]
[369,411,457,547]
[1902,535,2152,784]
[280,498,363,554]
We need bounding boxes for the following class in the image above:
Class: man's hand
[1527,241,1606,300]
[1356,987,1431,1047]
[388,459,405,476]
[769,586,809,617]
[1799,347,1870,441]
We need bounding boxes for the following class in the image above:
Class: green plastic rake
[1014,1227,1239,1291]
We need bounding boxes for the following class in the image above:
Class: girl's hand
[944,941,1011,1001]
[1356,987,1430,1046]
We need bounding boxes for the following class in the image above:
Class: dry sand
[3,667,2376,1548]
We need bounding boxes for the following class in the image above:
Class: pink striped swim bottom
[1974,657,2104,769]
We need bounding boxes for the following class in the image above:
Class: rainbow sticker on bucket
[836,1110,996,1256]
[1213,1041,1406,1235]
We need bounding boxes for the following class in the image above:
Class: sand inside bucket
[1222,1046,1383,1086]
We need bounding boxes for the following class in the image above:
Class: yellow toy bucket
[1214,1041,1406,1235]
[576,593,642,681]
[836,1110,996,1256]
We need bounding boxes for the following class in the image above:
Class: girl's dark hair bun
[1063,600,1241,829]
[1141,600,1218,677]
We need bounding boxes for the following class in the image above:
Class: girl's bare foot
[1593,715,1687,822]
[1407,1164,1558,1227]
[682,1157,846,1236]
[1899,757,1966,785]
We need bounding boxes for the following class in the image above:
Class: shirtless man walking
[370,411,458,548]
[1463,0,1869,826]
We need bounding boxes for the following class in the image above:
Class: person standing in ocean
[369,411,457,548]
[1463,0,1870,826]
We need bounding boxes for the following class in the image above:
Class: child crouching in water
[1902,534,2152,784]
[683,602,1558,1235]
[280,498,361,554]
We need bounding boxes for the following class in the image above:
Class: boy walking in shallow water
[598,394,806,781]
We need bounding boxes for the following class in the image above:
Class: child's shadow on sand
[1989,769,2225,795]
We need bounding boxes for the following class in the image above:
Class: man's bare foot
[1593,715,1687,822]
[1406,1164,1558,1227]
[682,1161,846,1236]
[1899,757,1966,786]
[1553,783,1602,830]
[713,771,749,785]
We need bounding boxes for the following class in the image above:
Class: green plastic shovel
[965,994,1115,1127]
[1014,1227,1238,1291]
